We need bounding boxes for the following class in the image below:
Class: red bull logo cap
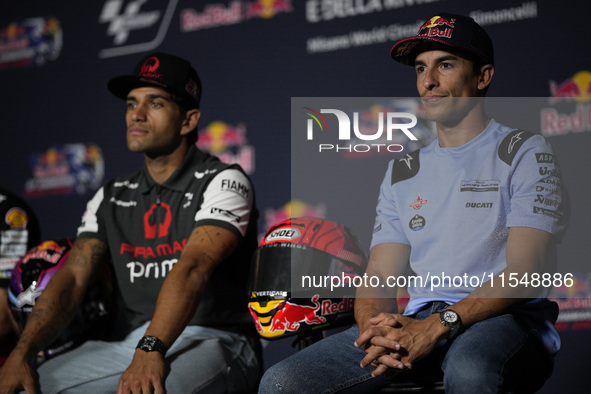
[391,13,494,66]
[108,52,202,109]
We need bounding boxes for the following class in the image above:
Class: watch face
[443,310,458,324]
[139,336,157,351]
[144,338,156,349]
[137,336,166,355]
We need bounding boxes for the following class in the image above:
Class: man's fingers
[354,326,379,348]
[116,379,125,394]
[369,313,400,326]
[142,381,153,394]
[368,314,388,325]
[154,379,166,394]
[369,354,407,378]
[371,363,390,378]
[355,324,393,348]
[360,343,400,368]
[378,354,405,370]
[360,344,384,368]
[370,335,401,351]
[20,381,38,394]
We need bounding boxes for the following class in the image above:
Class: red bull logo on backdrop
[263,200,326,231]
[181,0,293,32]
[542,71,591,136]
[196,121,255,174]
[0,17,62,69]
[261,200,326,243]
[549,71,591,104]
[24,143,104,198]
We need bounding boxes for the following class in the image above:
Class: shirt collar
[138,146,209,193]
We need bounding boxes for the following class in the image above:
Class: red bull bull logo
[246,0,292,19]
[34,148,69,178]
[197,121,255,174]
[248,295,326,338]
[197,121,246,153]
[549,71,591,104]
[0,17,62,69]
[419,16,456,31]
[418,15,456,39]
[268,295,326,333]
[25,143,104,198]
[181,0,292,32]
[542,71,591,136]
[248,295,356,338]
[37,240,62,251]
[263,200,326,231]
[21,240,65,265]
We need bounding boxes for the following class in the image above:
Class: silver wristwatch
[439,309,461,339]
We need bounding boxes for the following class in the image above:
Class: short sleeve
[370,161,410,249]
[77,186,108,241]
[506,135,569,242]
[194,169,253,238]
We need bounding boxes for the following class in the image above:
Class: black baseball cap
[391,13,494,66]
[108,52,202,109]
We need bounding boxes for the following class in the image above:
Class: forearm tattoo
[193,226,234,264]
[15,238,108,360]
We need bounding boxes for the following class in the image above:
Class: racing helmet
[248,217,368,339]
[7,238,116,365]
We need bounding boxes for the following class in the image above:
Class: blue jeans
[259,302,554,393]
[33,322,261,393]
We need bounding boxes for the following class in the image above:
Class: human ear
[478,65,494,91]
[180,109,201,136]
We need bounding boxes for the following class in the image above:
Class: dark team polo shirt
[77,146,258,333]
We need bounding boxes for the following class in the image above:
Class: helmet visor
[249,243,360,299]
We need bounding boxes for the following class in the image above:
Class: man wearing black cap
[0,53,260,393]
[259,13,568,393]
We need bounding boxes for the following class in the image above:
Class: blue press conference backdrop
[1,1,590,391]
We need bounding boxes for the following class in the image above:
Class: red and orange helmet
[248,217,368,339]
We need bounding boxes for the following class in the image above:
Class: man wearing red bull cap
[0,53,261,393]
[259,13,569,393]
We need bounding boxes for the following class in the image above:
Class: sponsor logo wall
[0,16,62,69]
[0,1,589,391]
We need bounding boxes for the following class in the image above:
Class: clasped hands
[354,313,441,378]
